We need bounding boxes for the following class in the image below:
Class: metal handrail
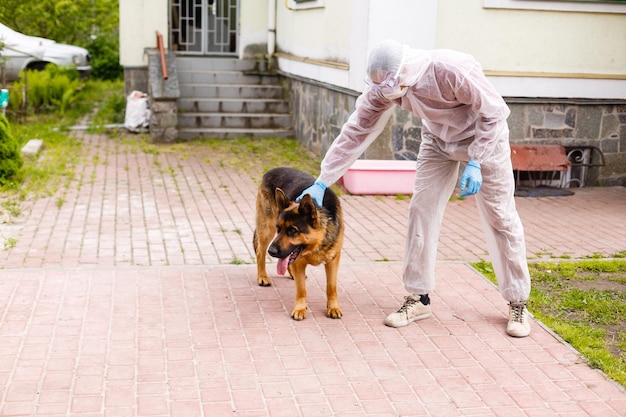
[156,31,168,80]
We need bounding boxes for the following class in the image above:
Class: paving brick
[0,131,625,416]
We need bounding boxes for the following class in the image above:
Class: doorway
[170,0,238,55]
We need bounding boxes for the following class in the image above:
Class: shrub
[92,87,126,125]
[0,114,23,185]
[85,34,123,81]
[8,65,81,114]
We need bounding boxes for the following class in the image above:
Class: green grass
[1,79,125,199]
[3,122,82,193]
[1,200,21,218]
[104,132,321,184]
[473,256,626,388]
[3,237,17,250]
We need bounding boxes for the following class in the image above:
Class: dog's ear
[275,188,291,210]
[298,193,319,227]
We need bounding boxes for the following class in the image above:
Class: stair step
[178,112,292,129]
[177,98,290,113]
[176,57,266,72]
[177,70,280,85]
[174,57,292,139]
[179,84,285,99]
[178,127,294,140]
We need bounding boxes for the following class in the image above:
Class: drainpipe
[267,0,277,71]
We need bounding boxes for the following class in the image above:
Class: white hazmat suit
[315,40,531,305]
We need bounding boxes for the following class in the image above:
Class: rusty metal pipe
[156,31,168,80]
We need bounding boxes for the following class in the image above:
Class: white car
[0,23,91,81]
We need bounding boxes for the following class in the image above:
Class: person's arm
[298,90,395,205]
[318,91,395,186]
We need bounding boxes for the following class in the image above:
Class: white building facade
[119,0,626,185]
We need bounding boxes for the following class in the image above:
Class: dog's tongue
[277,257,289,276]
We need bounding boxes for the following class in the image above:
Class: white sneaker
[507,302,531,337]
[384,295,432,328]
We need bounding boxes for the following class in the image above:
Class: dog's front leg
[254,204,274,287]
[290,263,307,320]
[254,238,272,286]
[324,255,342,319]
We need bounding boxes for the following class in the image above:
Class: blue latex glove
[459,159,482,197]
[296,181,327,206]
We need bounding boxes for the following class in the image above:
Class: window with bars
[288,0,325,10]
[170,0,238,55]
[484,0,626,12]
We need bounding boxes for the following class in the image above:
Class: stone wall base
[123,67,149,98]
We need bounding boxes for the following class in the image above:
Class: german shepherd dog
[253,167,344,320]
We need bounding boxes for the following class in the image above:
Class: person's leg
[403,146,460,295]
[384,133,459,327]
[474,137,532,337]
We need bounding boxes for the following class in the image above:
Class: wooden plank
[510,144,571,172]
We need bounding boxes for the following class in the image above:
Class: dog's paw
[287,272,307,281]
[257,276,272,287]
[291,308,307,321]
[327,306,342,319]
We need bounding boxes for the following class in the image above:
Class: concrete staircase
[176,57,293,139]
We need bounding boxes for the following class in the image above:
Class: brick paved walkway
[0,131,625,416]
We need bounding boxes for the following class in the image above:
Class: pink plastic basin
[341,160,416,195]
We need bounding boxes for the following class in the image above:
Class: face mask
[380,83,406,100]
[365,70,406,100]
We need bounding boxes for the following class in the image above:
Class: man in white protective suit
[298,39,532,337]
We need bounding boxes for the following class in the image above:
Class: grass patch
[473,257,626,388]
[0,79,126,236]
[230,257,249,265]
[106,134,323,188]
[1,79,125,201]
[2,121,82,199]
[3,237,17,250]
[182,136,320,179]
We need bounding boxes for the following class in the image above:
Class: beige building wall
[239,0,269,58]
[116,0,626,97]
[275,0,351,63]
[119,0,169,67]
[435,0,626,98]
[437,0,626,75]
[274,0,625,99]
[119,0,271,63]
[274,0,438,92]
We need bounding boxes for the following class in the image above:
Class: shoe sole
[506,327,531,337]
[384,312,432,328]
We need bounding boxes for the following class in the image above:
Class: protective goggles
[364,70,401,95]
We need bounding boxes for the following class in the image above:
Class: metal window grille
[170,0,237,55]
